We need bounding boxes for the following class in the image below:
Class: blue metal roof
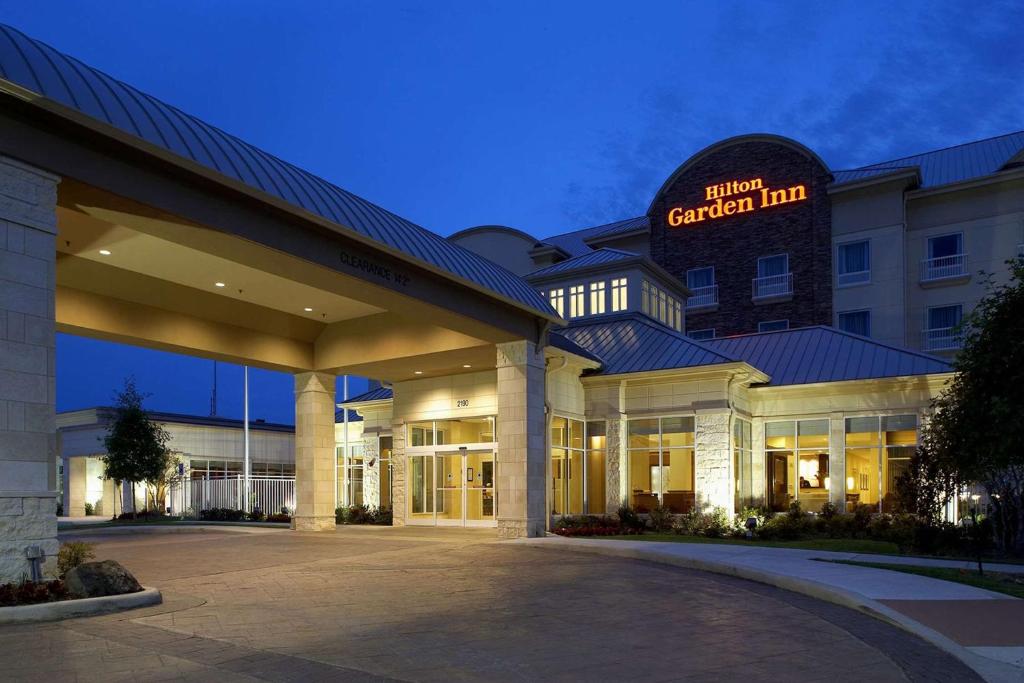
[0,24,555,320]
[585,216,650,242]
[833,131,1024,189]
[549,331,604,365]
[526,248,640,279]
[557,313,739,375]
[705,326,952,386]
[340,386,394,405]
[537,218,639,257]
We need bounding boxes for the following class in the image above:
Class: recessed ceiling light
[98,249,111,256]
[463,364,472,368]
[215,282,226,287]
[304,307,313,312]
[414,371,423,375]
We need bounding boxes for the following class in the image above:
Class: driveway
[0,526,980,681]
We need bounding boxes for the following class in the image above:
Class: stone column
[496,340,546,538]
[64,457,86,517]
[694,411,732,512]
[99,476,117,518]
[0,156,59,581]
[362,435,381,508]
[829,413,846,509]
[390,419,406,526]
[292,372,337,531]
[605,416,624,514]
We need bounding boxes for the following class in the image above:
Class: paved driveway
[0,526,980,682]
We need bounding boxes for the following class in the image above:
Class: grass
[825,560,1024,599]
[591,533,902,555]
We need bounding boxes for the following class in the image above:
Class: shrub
[672,507,733,538]
[57,541,96,578]
[198,508,245,522]
[372,506,393,525]
[116,509,166,521]
[851,504,874,536]
[83,502,94,516]
[734,506,769,534]
[820,501,838,520]
[246,510,266,522]
[266,513,291,523]
[0,580,69,606]
[647,503,675,532]
[616,504,645,532]
[786,500,804,521]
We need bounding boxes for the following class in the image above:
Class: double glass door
[408,450,496,527]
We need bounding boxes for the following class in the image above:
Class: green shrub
[616,504,645,532]
[820,501,838,520]
[647,503,675,532]
[265,512,291,523]
[786,500,804,521]
[83,502,94,516]
[57,541,95,578]
[734,506,769,534]
[672,507,733,538]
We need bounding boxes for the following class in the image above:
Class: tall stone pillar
[605,416,624,514]
[829,413,846,510]
[292,372,336,531]
[0,156,59,581]
[64,457,86,517]
[695,411,732,512]
[496,340,546,538]
[390,419,406,526]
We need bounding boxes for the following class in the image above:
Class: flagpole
[244,366,250,514]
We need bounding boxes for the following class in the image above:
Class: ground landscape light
[215,282,226,287]
[414,371,423,375]
[463,364,472,368]
[304,307,313,312]
[98,249,111,255]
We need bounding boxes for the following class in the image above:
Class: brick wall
[648,138,832,336]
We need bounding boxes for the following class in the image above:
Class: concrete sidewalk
[520,536,1024,682]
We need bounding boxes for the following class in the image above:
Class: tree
[901,259,1024,555]
[102,378,171,519]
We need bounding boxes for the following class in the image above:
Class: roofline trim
[447,225,540,244]
[646,133,832,214]
[827,167,921,195]
[0,81,562,326]
[583,226,650,246]
[746,371,955,392]
[579,360,768,384]
[904,165,1024,200]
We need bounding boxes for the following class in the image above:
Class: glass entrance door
[407,450,496,527]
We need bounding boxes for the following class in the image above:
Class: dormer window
[569,285,585,318]
[549,288,565,317]
[589,281,606,314]
[611,278,628,312]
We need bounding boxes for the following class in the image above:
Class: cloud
[561,0,1024,228]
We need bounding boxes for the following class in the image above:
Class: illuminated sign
[667,177,807,227]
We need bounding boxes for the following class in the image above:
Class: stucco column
[0,155,59,581]
[390,419,406,526]
[695,411,732,512]
[64,457,86,517]
[99,476,117,518]
[829,413,846,509]
[496,340,546,538]
[750,417,766,506]
[292,372,337,531]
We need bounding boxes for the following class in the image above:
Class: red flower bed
[0,580,69,606]
[554,525,643,537]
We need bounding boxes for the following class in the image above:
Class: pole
[341,376,349,509]
[244,366,251,514]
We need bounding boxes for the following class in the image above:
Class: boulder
[64,560,142,599]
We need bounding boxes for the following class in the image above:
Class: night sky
[3,1,1021,424]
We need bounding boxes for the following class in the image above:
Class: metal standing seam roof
[526,248,640,278]
[0,24,555,320]
[832,131,1024,189]
[536,216,648,257]
[340,386,394,405]
[556,313,740,375]
[705,326,952,387]
[585,215,650,241]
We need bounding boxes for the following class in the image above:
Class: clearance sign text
[667,177,807,227]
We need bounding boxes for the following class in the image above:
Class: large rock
[64,560,142,599]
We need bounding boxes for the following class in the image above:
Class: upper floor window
[758,319,789,332]
[837,309,871,337]
[548,288,564,317]
[924,304,963,351]
[569,285,585,318]
[837,241,870,286]
[686,267,715,289]
[923,233,967,281]
[753,254,793,300]
[611,278,628,312]
[589,281,606,315]
[758,253,789,277]
[688,328,715,341]
[686,267,718,309]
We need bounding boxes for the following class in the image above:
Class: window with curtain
[928,233,963,258]
[686,267,715,289]
[837,310,871,337]
[837,241,869,285]
[758,253,788,277]
[928,304,962,331]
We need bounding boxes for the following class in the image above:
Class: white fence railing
[837,269,870,287]
[168,475,295,518]
[686,284,718,309]
[752,272,793,300]
[921,254,967,281]
[923,327,963,352]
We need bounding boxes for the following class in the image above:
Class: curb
[521,538,1021,683]
[59,523,288,536]
[0,587,162,624]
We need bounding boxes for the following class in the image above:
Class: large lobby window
[837,240,870,286]
[627,416,695,513]
[589,281,606,315]
[569,285,585,318]
[586,421,607,514]
[611,278,628,312]
[550,416,584,515]
[409,418,495,447]
[838,309,871,337]
[845,415,917,512]
[733,418,755,510]
[765,420,829,513]
[549,288,564,317]
[337,443,364,507]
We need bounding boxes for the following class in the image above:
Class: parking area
[0,526,979,681]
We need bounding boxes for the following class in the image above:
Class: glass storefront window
[627,416,695,513]
[551,417,605,516]
[845,415,918,512]
[733,419,755,510]
[765,419,830,513]
[409,418,495,447]
[586,421,607,515]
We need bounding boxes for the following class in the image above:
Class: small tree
[102,378,171,519]
[901,259,1024,555]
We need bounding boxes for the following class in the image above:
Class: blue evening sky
[3,1,1021,424]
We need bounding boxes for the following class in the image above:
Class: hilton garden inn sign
[667,177,808,227]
